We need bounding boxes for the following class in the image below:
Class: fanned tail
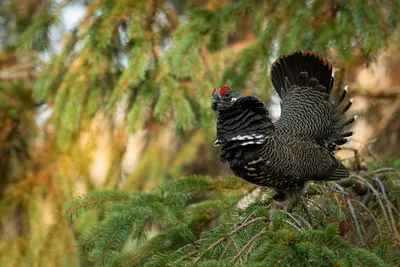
[270,50,356,153]
[328,86,356,152]
[271,50,334,98]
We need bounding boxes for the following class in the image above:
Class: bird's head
[211,86,243,112]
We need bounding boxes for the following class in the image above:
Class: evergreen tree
[1,0,400,266]
[66,168,400,266]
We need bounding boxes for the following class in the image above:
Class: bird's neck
[215,96,275,146]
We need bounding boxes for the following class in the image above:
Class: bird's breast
[224,145,274,185]
[223,138,300,188]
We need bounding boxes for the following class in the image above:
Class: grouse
[212,50,355,206]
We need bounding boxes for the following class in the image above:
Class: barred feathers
[271,50,334,97]
[271,50,355,153]
[214,50,355,203]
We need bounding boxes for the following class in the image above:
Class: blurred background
[0,0,399,266]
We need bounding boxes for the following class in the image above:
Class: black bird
[212,50,355,207]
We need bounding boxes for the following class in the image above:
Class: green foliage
[2,0,400,266]
[21,0,400,148]
[67,170,400,266]
[66,176,249,266]
[65,189,133,220]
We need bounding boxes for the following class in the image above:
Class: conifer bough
[212,51,355,208]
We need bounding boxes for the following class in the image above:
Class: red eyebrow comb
[220,86,231,96]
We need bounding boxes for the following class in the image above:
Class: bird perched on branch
[212,50,356,208]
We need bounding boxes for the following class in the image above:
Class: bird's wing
[270,51,355,149]
[279,137,350,181]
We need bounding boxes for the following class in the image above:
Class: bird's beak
[211,99,218,110]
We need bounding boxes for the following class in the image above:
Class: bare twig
[334,184,366,247]
[284,220,303,232]
[323,184,349,196]
[352,199,383,241]
[388,202,400,218]
[351,175,396,237]
[374,176,399,238]
[360,223,368,244]
[372,173,400,217]
[371,168,398,174]
[291,213,312,230]
[233,210,257,230]
[283,211,305,230]
[346,197,366,247]
[242,210,257,224]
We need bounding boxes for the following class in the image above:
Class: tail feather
[345,115,357,126]
[341,98,353,114]
[332,138,348,145]
[337,85,348,104]
[271,50,356,153]
[329,87,356,150]
[341,131,355,138]
[271,50,334,98]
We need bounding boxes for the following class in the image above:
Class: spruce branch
[372,168,399,174]
[291,212,312,230]
[81,233,102,253]
[193,217,265,264]
[334,183,366,247]
[282,211,306,230]
[218,239,232,260]
[346,197,366,247]
[228,236,242,264]
[374,175,399,239]
[351,175,397,238]
[352,199,383,241]
[307,198,329,217]
[65,190,132,220]
[284,220,303,232]
[230,228,267,263]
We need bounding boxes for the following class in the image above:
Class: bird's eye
[224,91,231,97]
